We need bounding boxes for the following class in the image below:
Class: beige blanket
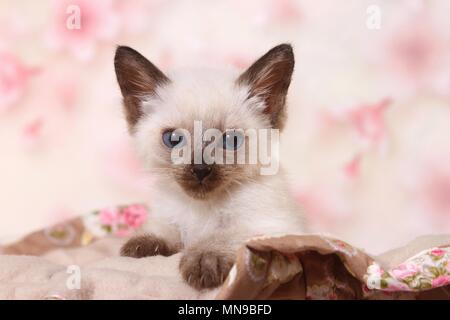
[0,238,217,300]
[1,206,449,300]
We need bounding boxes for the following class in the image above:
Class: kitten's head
[114,44,294,200]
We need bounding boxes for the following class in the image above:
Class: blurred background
[0,0,449,254]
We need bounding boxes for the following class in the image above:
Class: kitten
[114,44,304,290]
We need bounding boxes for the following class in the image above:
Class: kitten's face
[114,44,294,200]
[133,71,268,199]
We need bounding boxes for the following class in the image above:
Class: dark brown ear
[114,46,170,131]
[237,44,294,129]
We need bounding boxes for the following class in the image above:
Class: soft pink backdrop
[1,0,449,254]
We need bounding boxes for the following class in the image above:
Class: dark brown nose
[192,164,212,181]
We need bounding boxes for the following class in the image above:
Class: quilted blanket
[1,204,449,300]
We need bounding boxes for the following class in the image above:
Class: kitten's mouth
[176,165,223,200]
[178,178,222,200]
[185,183,216,199]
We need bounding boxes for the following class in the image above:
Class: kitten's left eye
[222,130,244,150]
[162,130,185,148]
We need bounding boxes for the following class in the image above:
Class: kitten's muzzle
[191,164,212,181]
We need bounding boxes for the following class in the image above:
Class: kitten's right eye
[162,130,185,148]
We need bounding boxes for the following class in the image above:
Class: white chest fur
[146,173,304,247]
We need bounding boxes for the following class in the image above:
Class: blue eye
[162,130,185,148]
[223,130,244,150]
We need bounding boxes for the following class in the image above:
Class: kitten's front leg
[120,218,181,258]
[180,240,235,290]
[120,234,177,258]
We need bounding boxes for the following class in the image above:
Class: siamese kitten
[114,44,304,290]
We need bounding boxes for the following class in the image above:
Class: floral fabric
[83,204,148,238]
[366,246,450,292]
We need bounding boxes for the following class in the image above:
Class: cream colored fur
[133,67,304,251]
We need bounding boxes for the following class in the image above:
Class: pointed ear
[114,46,170,131]
[237,44,294,129]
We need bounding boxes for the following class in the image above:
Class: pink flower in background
[387,13,441,81]
[391,263,419,280]
[47,0,119,60]
[347,98,391,145]
[270,0,302,23]
[378,11,448,96]
[22,117,44,149]
[99,207,120,226]
[431,275,450,288]
[121,204,148,228]
[0,52,36,112]
[343,154,362,179]
[52,74,78,112]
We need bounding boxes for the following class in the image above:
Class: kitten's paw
[120,234,173,258]
[180,250,234,290]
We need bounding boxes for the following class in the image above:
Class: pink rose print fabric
[84,204,148,237]
[366,246,450,292]
[0,51,37,112]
